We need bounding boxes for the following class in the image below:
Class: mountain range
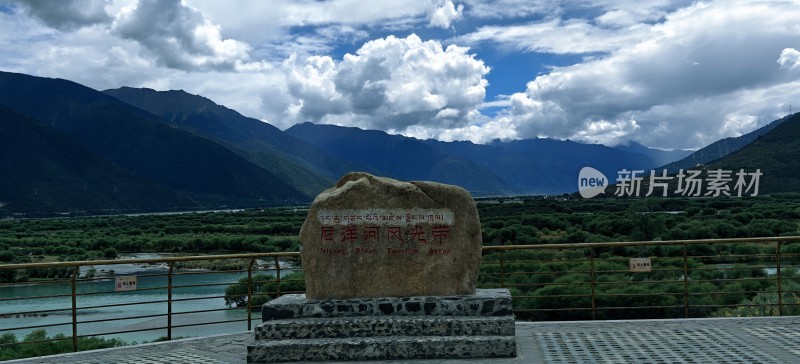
[0,70,796,214]
[0,71,306,213]
[0,105,190,213]
[102,87,359,197]
[615,141,692,167]
[708,112,800,194]
[661,115,789,172]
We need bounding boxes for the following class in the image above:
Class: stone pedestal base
[247,289,517,363]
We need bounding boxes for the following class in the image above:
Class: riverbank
[0,258,296,345]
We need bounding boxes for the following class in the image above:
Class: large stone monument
[247,173,516,363]
[301,171,482,299]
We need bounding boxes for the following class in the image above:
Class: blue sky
[1,0,799,150]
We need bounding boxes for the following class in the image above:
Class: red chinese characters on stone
[341,225,358,243]
[387,227,405,244]
[432,225,449,244]
[321,226,335,243]
[409,225,427,244]
[320,225,449,245]
[363,226,379,242]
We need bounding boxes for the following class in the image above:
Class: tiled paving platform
[7,316,800,363]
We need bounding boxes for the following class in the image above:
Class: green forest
[476,194,800,320]
[2,194,800,321]
[0,209,304,266]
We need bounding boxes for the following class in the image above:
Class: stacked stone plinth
[246,289,517,363]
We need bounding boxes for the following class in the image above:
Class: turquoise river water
[0,254,291,344]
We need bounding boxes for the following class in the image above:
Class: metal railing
[0,252,301,356]
[480,236,800,320]
[2,236,800,357]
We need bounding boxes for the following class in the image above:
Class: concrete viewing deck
[7,316,800,363]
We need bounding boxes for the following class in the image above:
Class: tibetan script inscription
[317,208,454,226]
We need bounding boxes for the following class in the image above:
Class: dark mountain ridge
[431,137,660,194]
[0,105,194,214]
[287,122,663,195]
[0,71,307,206]
[102,87,364,198]
[614,141,693,167]
[285,122,515,195]
[661,116,789,172]
[708,112,800,194]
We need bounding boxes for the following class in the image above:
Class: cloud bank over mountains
[2,0,799,150]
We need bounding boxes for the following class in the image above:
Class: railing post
[590,248,596,320]
[273,256,281,297]
[683,243,689,318]
[777,241,783,316]
[167,262,174,340]
[499,250,506,288]
[71,266,79,352]
[247,258,255,331]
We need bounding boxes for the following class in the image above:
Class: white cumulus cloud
[281,34,490,132]
[469,0,800,148]
[429,0,463,29]
[778,48,800,70]
[111,0,252,71]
